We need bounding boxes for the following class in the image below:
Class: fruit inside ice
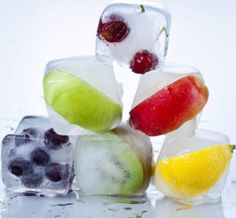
[43,56,123,135]
[154,129,233,204]
[130,50,159,74]
[155,144,233,199]
[129,67,209,136]
[74,124,152,196]
[96,0,171,74]
[1,116,75,196]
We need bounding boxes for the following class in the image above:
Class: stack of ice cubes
[1,0,234,204]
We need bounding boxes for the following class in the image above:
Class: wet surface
[0,121,236,218]
[0,155,235,218]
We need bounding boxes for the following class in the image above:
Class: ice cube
[1,116,75,196]
[154,128,233,205]
[15,115,51,134]
[74,123,152,196]
[96,0,171,74]
[129,64,209,136]
[43,56,123,135]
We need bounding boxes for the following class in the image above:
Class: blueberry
[22,128,38,137]
[30,148,50,166]
[21,173,43,188]
[15,128,38,146]
[45,163,69,182]
[44,128,69,150]
[8,158,33,176]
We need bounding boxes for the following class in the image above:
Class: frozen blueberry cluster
[2,116,75,196]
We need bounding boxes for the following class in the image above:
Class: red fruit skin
[129,75,209,136]
[97,15,129,43]
[130,50,159,74]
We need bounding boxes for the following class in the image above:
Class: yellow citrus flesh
[155,144,234,198]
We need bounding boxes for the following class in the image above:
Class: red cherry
[97,15,129,43]
[130,50,159,74]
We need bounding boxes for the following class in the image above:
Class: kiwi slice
[112,124,152,193]
[75,133,144,196]
[43,69,122,132]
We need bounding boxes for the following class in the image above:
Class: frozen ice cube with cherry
[96,0,171,74]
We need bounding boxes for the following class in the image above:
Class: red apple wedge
[129,75,209,136]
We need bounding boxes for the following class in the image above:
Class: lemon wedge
[155,144,234,198]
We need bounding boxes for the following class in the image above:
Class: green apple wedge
[43,69,122,132]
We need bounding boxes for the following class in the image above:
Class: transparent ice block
[74,123,152,197]
[96,0,171,74]
[43,56,123,135]
[1,116,75,196]
[154,128,233,205]
[129,63,208,136]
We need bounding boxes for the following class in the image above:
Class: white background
[0,0,236,142]
[0,0,236,217]
[0,0,235,143]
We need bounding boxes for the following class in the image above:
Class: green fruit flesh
[77,133,144,195]
[43,70,122,132]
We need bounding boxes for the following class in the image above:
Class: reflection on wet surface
[0,189,228,218]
